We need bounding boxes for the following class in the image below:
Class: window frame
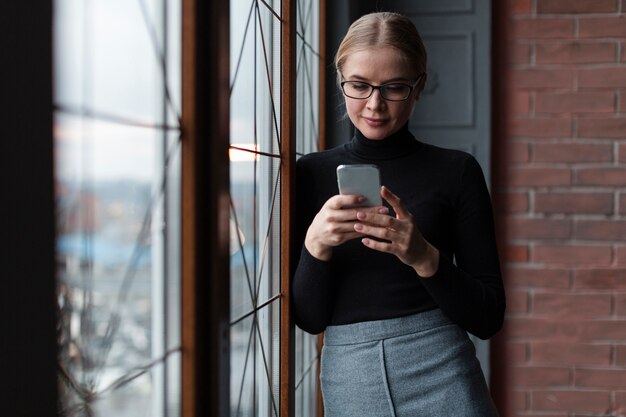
[180,0,326,416]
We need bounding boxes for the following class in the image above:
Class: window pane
[230,0,282,415]
[295,0,321,415]
[54,0,181,415]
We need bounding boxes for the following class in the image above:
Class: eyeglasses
[340,76,422,101]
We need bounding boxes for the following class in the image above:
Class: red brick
[509,167,571,186]
[623,42,626,62]
[511,91,531,115]
[533,143,613,163]
[511,117,573,137]
[509,141,530,162]
[536,92,615,113]
[513,0,532,14]
[533,292,612,317]
[505,267,571,289]
[514,390,528,411]
[533,245,612,265]
[611,391,626,406]
[506,244,530,262]
[575,220,626,241]
[619,246,626,265]
[536,42,616,64]
[574,269,626,290]
[504,318,557,339]
[621,91,626,114]
[617,293,626,316]
[513,366,570,386]
[509,342,529,363]
[513,19,575,39]
[579,17,626,38]
[551,320,585,341]
[495,191,529,213]
[580,320,626,340]
[577,168,626,186]
[617,345,626,366]
[537,0,618,14]
[576,368,626,388]
[531,342,611,365]
[531,390,610,412]
[579,68,626,88]
[620,192,626,214]
[510,43,531,65]
[507,217,571,240]
[511,69,575,89]
[578,118,626,138]
[509,289,530,314]
[535,192,614,215]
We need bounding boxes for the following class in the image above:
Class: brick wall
[492,0,626,416]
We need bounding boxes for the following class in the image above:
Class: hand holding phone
[336,164,382,208]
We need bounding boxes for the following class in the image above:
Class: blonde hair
[335,12,427,97]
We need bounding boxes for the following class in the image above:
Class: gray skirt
[320,309,499,417]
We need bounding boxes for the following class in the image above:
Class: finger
[353,222,396,241]
[355,211,401,229]
[326,194,365,209]
[381,186,411,219]
[361,237,395,254]
[325,220,365,234]
[326,208,359,222]
[328,204,386,222]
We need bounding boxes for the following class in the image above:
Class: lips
[363,117,387,127]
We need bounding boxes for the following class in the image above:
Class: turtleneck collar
[348,123,421,160]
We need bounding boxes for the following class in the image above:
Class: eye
[384,84,407,93]
[349,82,369,91]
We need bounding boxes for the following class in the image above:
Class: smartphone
[336,164,382,207]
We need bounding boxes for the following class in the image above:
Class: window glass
[54,0,181,416]
[295,1,321,416]
[229,0,322,415]
[229,0,282,415]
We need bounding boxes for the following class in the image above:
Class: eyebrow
[346,74,413,84]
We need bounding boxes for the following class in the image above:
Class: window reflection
[54,0,181,416]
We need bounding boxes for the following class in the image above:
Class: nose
[366,88,385,110]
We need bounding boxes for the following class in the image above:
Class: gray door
[381,0,494,383]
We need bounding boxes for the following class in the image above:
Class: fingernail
[354,223,363,231]
[358,196,366,202]
[378,207,388,214]
[361,238,369,245]
[356,211,366,220]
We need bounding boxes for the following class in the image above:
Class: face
[341,47,420,140]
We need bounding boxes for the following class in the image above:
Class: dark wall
[0,3,58,417]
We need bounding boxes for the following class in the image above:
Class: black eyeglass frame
[340,73,425,102]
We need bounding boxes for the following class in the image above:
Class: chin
[358,125,393,140]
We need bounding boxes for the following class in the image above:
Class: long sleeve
[419,156,505,339]
[291,156,338,334]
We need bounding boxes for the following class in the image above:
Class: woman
[292,12,504,417]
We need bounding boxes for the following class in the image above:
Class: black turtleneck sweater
[292,125,505,339]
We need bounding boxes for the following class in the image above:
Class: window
[54,0,323,415]
[294,1,322,416]
[229,0,323,415]
[54,0,182,415]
